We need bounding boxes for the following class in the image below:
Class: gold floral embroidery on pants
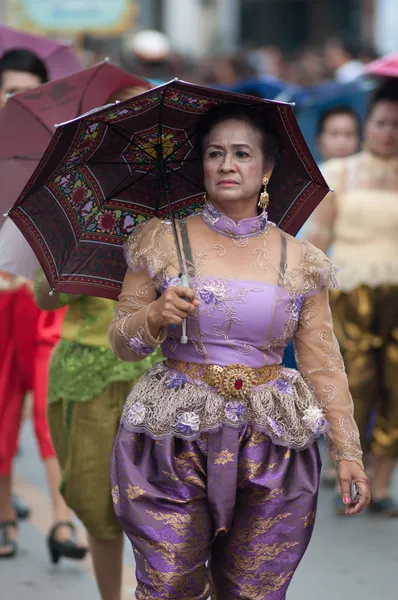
[111,485,120,505]
[126,484,145,500]
[214,449,234,465]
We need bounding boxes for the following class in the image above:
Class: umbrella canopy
[0,61,150,224]
[10,79,328,300]
[0,25,81,80]
[365,53,398,78]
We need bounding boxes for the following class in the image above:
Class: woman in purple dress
[109,104,370,599]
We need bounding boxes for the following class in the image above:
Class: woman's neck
[209,198,258,223]
[364,148,398,163]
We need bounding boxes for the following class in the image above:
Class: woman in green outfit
[35,273,160,600]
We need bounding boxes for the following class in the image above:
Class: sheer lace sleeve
[293,286,363,466]
[108,218,172,362]
[304,159,344,253]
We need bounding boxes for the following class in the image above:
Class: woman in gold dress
[306,80,398,515]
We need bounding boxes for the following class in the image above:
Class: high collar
[201,201,268,239]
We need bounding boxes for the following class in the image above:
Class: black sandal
[13,495,31,520]
[0,520,17,558]
[47,521,88,564]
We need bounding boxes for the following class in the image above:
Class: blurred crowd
[86,32,379,88]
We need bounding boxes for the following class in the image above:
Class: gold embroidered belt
[166,359,281,401]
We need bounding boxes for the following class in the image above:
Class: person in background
[325,38,365,83]
[317,105,361,162]
[34,83,160,600]
[284,105,361,487]
[0,49,86,560]
[121,29,179,82]
[283,105,360,351]
[305,80,398,515]
[0,49,48,105]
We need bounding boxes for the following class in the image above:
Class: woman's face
[0,70,42,108]
[317,114,360,161]
[203,119,269,209]
[365,101,398,158]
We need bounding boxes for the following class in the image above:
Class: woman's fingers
[173,286,199,303]
[338,475,352,507]
[352,478,371,514]
[173,285,195,300]
[337,460,371,516]
[157,286,200,326]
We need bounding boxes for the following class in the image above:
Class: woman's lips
[218,180,238,186]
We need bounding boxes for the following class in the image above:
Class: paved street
[2,420,398,599]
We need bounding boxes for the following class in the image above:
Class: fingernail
[343,497,351,504]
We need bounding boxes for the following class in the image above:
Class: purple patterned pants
[111,424,321,599]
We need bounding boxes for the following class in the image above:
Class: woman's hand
[147,286,200,335]
[337,459,371,515]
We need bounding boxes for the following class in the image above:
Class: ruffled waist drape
[120,361,328,452]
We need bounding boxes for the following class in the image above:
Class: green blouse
[35,276,160,403]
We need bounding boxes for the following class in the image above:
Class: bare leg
[88,533,124,600]
[0,473,17,555]
[371,455,397,500]
[44,457,84,545]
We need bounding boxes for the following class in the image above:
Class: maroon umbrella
[365,53,398,78]
[0,25,81,80]
[0,61,151,224]
[9,79,329,300]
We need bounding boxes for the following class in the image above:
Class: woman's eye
[207,150,223,159]
[236,150,250,159]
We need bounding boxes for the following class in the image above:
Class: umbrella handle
[180,273,190,345]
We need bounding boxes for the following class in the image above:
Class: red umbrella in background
[0,61,151,224]
[365,53,398,78]
[0,25,81,80]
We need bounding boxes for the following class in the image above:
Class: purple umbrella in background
[0,61,151,226]
[0,25,81,80]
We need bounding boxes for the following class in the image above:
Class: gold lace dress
[306,151,398,456]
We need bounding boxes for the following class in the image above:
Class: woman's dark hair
[196,103,281,167]
[367,79,398,117]
[0,49,48,87]
[317,105,361,136]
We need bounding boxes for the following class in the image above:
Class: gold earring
[258,177,269,210]
[203,191,207,203]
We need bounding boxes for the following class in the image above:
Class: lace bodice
[108,203,362,465]
[306,152,398,290]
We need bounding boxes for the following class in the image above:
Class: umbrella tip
[329,187,335,193]
[2,212,8,218]
[104,56,111,63]
[49,288,55,296]
[290,102,296,107]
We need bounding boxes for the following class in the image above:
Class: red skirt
[0,287,40,475]
[33,309,66,460]
[0,287,65,475]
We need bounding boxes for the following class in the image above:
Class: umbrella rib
[102,163,159,204]
[100,121,160,164]
[164,161,204,193]
[76,63,104,117]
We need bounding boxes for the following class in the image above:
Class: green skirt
[48,380,130,540]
